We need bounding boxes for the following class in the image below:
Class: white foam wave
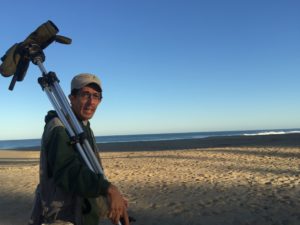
[191,135,210,139]
[244,130,300,136]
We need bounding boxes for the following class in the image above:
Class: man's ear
[69,94,75,105]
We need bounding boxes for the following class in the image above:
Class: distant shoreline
[3,133,300,152]
[97,133,300,152]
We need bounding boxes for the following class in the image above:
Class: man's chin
[81,112,94,120]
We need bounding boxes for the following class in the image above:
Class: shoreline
[2,133,300,152]
[98,133,300,152]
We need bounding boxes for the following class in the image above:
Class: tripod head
[0,20,71,90]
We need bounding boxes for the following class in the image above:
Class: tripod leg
[36,59,104,175]
[50,80,104,175]
[43,86,96,172]
[31,41,123,225]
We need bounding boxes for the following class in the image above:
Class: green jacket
[39,110,110,225]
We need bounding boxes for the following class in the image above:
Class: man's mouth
[84,108,95,113]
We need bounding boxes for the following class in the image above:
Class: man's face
[69,86,102,121]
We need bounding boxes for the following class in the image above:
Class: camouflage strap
[42,221,74,225]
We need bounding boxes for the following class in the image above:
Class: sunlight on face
[69,86,102,121]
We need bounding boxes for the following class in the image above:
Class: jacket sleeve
[46,126,111,198]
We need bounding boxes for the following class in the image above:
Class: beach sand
[0,137,299,225]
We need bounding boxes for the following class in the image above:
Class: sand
[0,139,299,225]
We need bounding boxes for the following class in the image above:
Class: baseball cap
[71,73,102,92]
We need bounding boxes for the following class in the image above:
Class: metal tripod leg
[51,78,104,175]
[35,60,122,225]
[44,86,95,172]
[36,60,103,175]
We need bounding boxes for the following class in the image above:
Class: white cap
[71,73,102,92]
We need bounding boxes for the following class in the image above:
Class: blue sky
[0,0,299,140]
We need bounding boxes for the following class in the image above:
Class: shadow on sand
[0,181,299,225]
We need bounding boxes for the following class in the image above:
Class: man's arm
[46,125,130,224]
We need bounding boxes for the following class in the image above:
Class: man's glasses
[78,91,102,101]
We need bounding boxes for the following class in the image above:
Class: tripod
[28,44,124,225]
[0,20,130,225]
[29,43,104,176]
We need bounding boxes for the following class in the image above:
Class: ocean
[0,128,299,150]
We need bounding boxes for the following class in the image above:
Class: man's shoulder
[47,117,64,130]
[43,117,65,140]
[42,116,68,147]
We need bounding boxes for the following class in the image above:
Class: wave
[243,130,300,136]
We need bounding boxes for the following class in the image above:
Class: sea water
[0,128,299,150]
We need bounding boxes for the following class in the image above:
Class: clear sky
[0,0,299,140]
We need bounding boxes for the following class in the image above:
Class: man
[28,73,129,225]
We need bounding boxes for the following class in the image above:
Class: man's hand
[107,184,130,225]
